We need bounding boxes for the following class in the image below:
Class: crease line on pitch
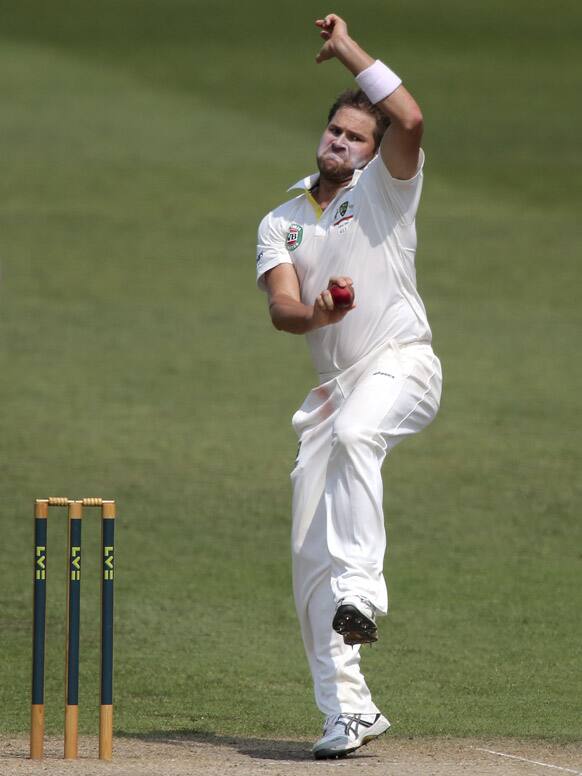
[475,747,582,775]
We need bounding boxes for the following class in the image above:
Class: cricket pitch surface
[2,735,581,775]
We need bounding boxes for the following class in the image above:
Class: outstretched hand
[315,14,349,63]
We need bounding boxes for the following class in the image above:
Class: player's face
[316,107,377,183]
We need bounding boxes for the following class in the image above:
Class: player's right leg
[291,379,379,717]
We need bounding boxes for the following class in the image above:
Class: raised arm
[315,14,423,180]
[265,264,355,335]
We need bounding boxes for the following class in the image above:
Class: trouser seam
[390,353,440,438]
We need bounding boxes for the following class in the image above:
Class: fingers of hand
[317,14,345,33]
[328,276,353,288]
[315,16,334,29]
[321,290,335,310]
[315,15,339,45]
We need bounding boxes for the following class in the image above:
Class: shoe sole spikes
[332,604,378,646]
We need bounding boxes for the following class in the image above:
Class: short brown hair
[327,89,390,151]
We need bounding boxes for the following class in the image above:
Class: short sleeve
[256,211,293,291]
[361,150,425,225]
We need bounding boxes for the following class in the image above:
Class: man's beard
[316,153,356,184]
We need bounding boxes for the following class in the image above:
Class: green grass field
[1,0,581,744]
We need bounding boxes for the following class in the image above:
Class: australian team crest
[286,223,303,252]
[333,200,354,226]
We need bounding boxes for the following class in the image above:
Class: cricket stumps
[31,497,116,760]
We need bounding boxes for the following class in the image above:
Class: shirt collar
[287,164,368,193]
[287,172,320,193]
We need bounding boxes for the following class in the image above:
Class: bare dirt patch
[2,735,581,776]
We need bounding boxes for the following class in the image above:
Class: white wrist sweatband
[356,59,402,104]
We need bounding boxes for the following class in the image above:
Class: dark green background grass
[1,0,581,742]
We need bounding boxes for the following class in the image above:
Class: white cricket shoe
[312,712,390,759]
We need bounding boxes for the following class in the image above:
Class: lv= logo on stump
[31,497,116,761]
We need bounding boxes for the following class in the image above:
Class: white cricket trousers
[290,340,442,715]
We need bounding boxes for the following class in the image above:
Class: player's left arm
[315,14,422,180]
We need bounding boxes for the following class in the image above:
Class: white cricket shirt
[256,153,432,379]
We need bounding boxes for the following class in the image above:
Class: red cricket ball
[329,283,354,309]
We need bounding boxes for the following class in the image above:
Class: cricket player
[256,14,442,759]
